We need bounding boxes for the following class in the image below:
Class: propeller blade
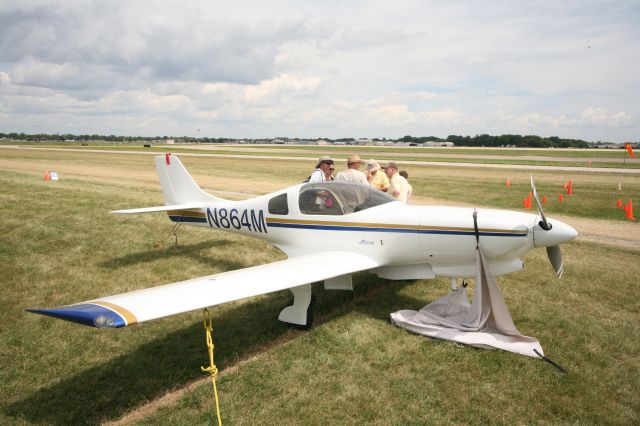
[530,175,551,230]
[547,245,564,278]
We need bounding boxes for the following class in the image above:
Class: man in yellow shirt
[365,159,389,192]
[383,161,410,203]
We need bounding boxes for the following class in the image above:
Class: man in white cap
[365,159,389,192]
[336,154,367,185]
[308,155,334,182]
[383,161,410,203]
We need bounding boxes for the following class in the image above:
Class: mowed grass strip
[0,149,638,425]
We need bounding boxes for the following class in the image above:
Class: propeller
[530,175,551,231]
[530,175,564,278]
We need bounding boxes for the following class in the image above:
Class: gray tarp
[391,248,543,358]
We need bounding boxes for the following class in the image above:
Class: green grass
[1,149,638,425]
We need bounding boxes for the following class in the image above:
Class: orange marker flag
[505,177,510,188]
[44,171,50,181]
[625,144,635,158]
[616,199,623,208]
[542,196,548,204]
[558,194,564,202]
[567,180,573,195]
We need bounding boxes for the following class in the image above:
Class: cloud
[581,107,632,127]
[0,1,639,142]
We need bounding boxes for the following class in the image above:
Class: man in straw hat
[336,154,368,184]
[365,159,389,192]
[308,155,334,182]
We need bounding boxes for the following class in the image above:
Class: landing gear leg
[278,284,314,329]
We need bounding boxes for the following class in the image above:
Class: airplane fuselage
[166,181,548,279]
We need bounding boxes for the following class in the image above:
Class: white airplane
[29,154,577,329]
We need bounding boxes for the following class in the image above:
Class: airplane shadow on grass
[100,238,251,270]
[6,275,428,425]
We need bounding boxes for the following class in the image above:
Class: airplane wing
[28,251,380,328]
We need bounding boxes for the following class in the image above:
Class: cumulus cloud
[581,107,632,127]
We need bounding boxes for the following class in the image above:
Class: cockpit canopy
[298,181,396,215]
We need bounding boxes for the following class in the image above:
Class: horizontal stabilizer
[112,203,208,214]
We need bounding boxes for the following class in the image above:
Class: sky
[1,1,639,142]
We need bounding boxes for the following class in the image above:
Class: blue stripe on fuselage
[169,215,208,223]
[266,222,526,237]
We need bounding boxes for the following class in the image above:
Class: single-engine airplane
[29,154,577,329]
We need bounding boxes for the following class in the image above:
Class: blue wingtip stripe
[27,303,126,328]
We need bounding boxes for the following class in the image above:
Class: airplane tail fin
[155,154,224,205]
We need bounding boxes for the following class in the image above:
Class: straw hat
[315,155,334,168]
[347,154,362,165]
[365,159,381,172]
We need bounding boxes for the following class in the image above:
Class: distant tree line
[1,131,629,148]
[0,132,230,143]
[400,134,592,148]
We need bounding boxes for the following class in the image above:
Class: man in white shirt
[383,161,410,203]
[308,155,334,182]
[336,154,368,185]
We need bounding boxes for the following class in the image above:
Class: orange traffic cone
[542,196,548,204]
[44,171,50,181]
[505,177,510,188]
[625,200,635,220]
[567,180,573,195]
[558,194,564,202]
[616,199,623,208]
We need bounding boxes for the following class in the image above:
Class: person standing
[365,159,389,192]
[399,170,413,202]
[383,161,410,203]
[308,155,334,182]
[336,154,367,184]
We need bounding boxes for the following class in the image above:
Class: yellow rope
[201,308,222,426]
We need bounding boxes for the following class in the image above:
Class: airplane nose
[533,218,578,248]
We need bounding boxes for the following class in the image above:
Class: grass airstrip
[1,145,638,425]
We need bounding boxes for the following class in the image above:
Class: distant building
[424,141,454,147]
[166,139,175,145]
[316,139,330,145]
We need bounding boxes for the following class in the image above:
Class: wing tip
[27,303,128,328]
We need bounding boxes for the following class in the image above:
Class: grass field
[1,147,638,425]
